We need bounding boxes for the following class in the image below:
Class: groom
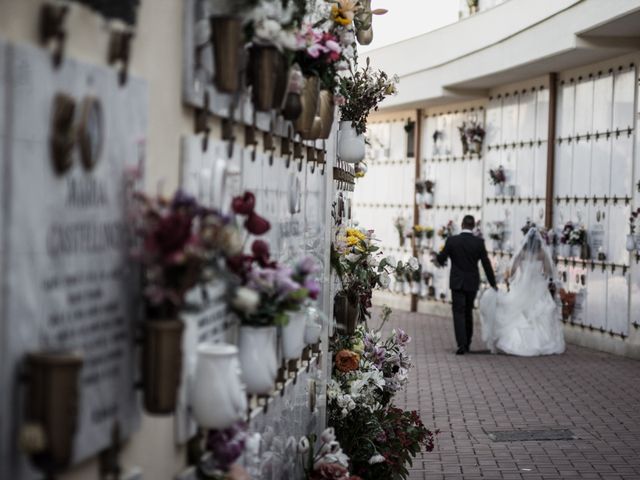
[436,215,497,355]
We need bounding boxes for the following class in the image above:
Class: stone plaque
[0,44,146,475]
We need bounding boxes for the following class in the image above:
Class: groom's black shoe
[456,347,466,355]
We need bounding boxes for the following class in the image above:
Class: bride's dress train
[479,231,565,357]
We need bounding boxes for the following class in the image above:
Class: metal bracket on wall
[39,2,69,68]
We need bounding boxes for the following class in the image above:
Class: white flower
[254,18,283,45]
[345,253,361,263]
[385,256,398,268]
[368,454,385,465]
[321,427,336,443]
[408,256,420,271]
[379,272,391,288]
[231,287,260,314]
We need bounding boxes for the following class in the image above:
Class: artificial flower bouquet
[228,240,320,327]
[393,216,409,247]
[196,421,250,480]
[328,317,437,480]
[331,227,395,318]
[489,165,506,185]
[134,190,241,318]
[299,428,361,480]
[337,57,398,135]
[437,220,455,241]
[458,120,485,155]
[227,191,320,327]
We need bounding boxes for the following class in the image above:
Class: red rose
[148,212,193,258]
[232,191,256,215]
[251,240,271,265]
[245,211,271,235]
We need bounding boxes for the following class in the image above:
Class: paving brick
[383,310,640,480]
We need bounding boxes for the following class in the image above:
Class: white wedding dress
[479,229,565,356]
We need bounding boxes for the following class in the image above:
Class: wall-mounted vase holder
[248,45,279,112]
[209,16,243,94]
[21,351,83,476]
[142,319,185,415]
[334,292,359,335]
[295,75,320,137]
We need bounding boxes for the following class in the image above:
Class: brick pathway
[386,311,640,480]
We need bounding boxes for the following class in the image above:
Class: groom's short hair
[462,215,475,229]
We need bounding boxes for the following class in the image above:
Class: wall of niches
[353,119,415,258]
[553,60,637,337]
[420,103,486,302]
[365,54,640,354]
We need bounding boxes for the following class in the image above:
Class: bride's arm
[508,251,523,279]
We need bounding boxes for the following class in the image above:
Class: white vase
[281,313,306,360]
[191,343,247,430]
[402,281,411,296]
[424,192,434,208]
[411,282,419,295]
[626,234,636,252]
[559,244,571,258]
[238,326,278,395]
[494,183,504,196]
[304,322,322,345]
[337,121,365,163]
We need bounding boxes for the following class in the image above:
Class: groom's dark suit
[436,231,497,352]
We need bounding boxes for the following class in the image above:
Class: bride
[479,227,565,356]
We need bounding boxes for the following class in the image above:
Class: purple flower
[297,256,318,276]
[206,422,248,471]
[304,277,321,300]
[394,328,411,347]
[248,266,276,292]
[367,346,386,368]
[274,266,302,297]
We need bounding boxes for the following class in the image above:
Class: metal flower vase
[209,16,243,94]
[143,319,185,415]
[21,352,83,475]
[318,90,335,139]
[355,0,374,45]
[295,75,320,137]
[334,292,360,335]
[249,45,279,112]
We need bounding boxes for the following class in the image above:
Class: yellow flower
[331,0,357,26]
[346,236,359,246]
[346,228,366,240]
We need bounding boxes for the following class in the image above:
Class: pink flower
[307,43,329,58]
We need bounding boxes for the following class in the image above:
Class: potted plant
[489,165,506,196]
[134,191,220,414]
[337,57,398,162]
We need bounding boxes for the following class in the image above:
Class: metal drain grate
[487,429,576,442]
